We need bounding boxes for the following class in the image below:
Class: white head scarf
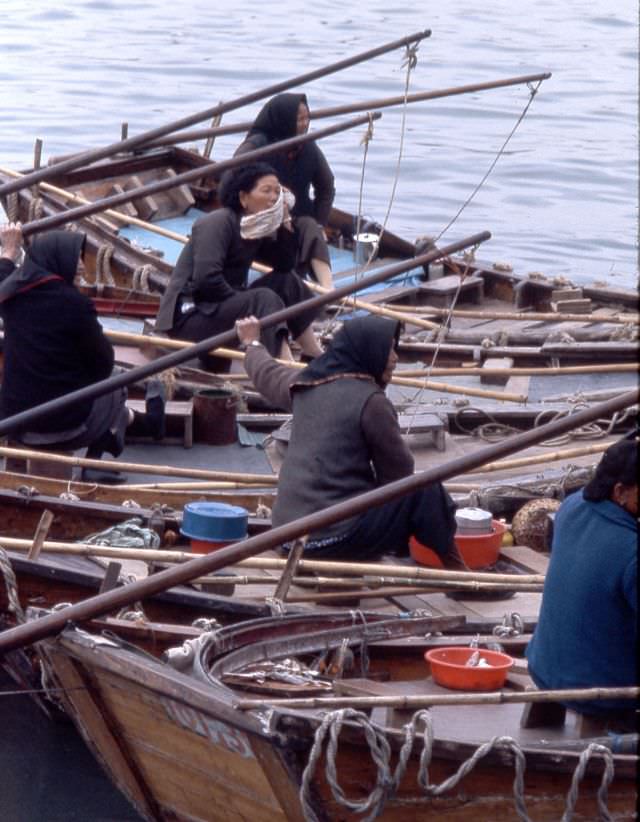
[240,187,296,240]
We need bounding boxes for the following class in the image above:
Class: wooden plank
[499,545,549,574]
[43,648,157,818]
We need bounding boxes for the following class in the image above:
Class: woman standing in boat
[155,162,324,366]
[235,93,334,288]
[236,313,466,568]
[0,225,165,482]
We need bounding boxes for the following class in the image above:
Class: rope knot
[402,42,419,71]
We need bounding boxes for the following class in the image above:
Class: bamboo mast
[0,30,431,196]
[18,114,381,238]
[141,72,552,149]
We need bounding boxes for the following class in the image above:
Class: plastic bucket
[193,389,238,445]
[180,501,248,554]
[425,647,514,691]
[409,520,507,569]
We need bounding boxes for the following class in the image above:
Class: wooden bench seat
[126,399,194,448]
[418,274,484,307]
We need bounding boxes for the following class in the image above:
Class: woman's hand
[0,221,23,261]
[235,315,262,347]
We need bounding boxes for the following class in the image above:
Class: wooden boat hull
[38,622,637,821]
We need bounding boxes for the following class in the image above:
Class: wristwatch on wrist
[244,339,263,350]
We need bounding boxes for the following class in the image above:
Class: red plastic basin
[410,520,507,569]
[425,646,514,691]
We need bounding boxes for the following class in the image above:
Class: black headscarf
[0,230,85,305]
[247,93,308,141]
[295,316,401,388]
[583,437,638,501]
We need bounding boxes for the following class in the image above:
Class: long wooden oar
[0,231,489,440]
[19,113,381,238]
[0,388,635,654]
[142,72,552,150]
[0,30,430,197]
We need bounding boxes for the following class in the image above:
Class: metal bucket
[193,388,238,445]
[352,232,379,265]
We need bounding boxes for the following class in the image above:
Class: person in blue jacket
[526,436,638,728]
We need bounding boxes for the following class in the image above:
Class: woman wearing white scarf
[155,163,325,368]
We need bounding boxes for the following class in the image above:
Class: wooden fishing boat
[35,608,637,821]
[1,145,635,460]
[1,146,637,357]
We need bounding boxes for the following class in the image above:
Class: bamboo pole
[235,686,640,712]
[1,536,545,584]
[91,440,611,494]
[282,583,543,603]
[234,556,544,584]
[0,166,190,245]
[191,573,538,592]
[0,445,277,485]
[0,30,430,196]
[108,327,528,404]
[19,114,381,238]
[142,72,552,149]
[396,363,639,378]
[390,304,639,325]
[0,230,490,441]
[307,281,439,331]
[391,373,526,403]
[473,442,611,474]
[0,389,633,654]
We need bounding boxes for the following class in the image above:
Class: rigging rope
[327,41,420,335]
[435,79,545,244]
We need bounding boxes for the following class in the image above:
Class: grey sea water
[0,3,637,820]
[0,0,638,286]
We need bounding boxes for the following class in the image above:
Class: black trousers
[304,483,465,568]
[172,271,318,365]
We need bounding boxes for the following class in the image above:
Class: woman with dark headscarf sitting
[235,93,334,289]
[236,313,466,568]
[155,162,324,366]
[0,226,165,482]
[526,437,637,729]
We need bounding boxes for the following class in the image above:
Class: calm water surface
[0,3,637,819]
[0,0,638,286]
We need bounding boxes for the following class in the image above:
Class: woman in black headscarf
[234,93,334,288]
[0,228,164,480]
[156,162,324,367]
[236,313,465,567]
